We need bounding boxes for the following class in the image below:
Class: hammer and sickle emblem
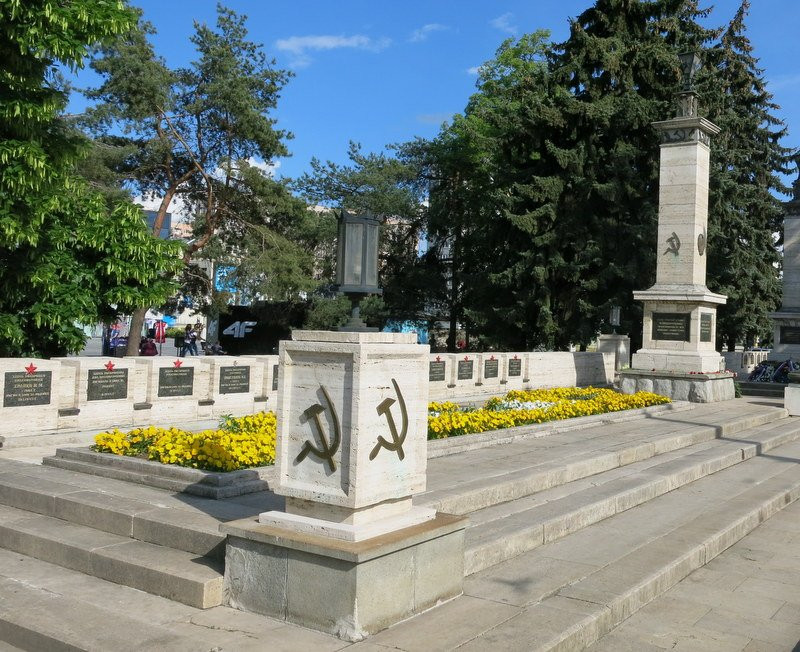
[370,378,408,461]
[664,231,681,256]
[295,385,340,473]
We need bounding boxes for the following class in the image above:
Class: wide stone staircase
[0,397,799,650]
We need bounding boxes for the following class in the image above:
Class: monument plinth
[621,57,734,401]
[221,330,465,641]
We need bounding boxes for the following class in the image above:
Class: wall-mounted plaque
[780,326,800,345]
[87,368,128,401]
[272,364,279,391]
[219,366,250,394]
[652,313,691,342]
[484,359,499,379]
[3,371,52,407]
[457,360,474,380]
[700,313,713,343]
[157,367,194,397]
[429,361,446,382]
[508,358,522,377]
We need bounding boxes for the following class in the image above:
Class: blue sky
[68,1,800,187]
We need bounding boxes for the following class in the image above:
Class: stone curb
[427,402,694,459]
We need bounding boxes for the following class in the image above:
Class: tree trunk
[125,307,147,356]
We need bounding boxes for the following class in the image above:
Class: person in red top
[139,337,158,356]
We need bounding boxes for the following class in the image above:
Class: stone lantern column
[620,53,735,402]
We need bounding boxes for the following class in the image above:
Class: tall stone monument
[221,213,465,641]
[620,53,734,402]
[770,167,800,358]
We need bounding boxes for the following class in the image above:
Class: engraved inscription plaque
[652,313,691,342]
[272,364,279,391]
[457,360,474,380]
[87,368,128,401]
[3,371,52,407]
[484,359,499,379]
[219,366,250,394]
[700,313,713,343]
[429,361,446,382]
[508,358,522,377]
[780,326,800,345]
[157,367,194,397]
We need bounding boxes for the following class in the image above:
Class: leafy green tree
[0,0,181,356]
[701,0,792,349]
[85,5,315,352]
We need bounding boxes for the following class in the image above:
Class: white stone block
[133,357,209,425]
[273,331,429,513]
[54,357,138,430]
[200,356,264,417]
[0,358,61,436]
[784,385,800,416]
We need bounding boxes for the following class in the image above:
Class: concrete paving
[0,397,799,650]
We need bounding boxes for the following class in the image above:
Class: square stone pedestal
[619,369,735,402]
[221,513,466,641]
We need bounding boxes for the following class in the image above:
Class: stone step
[420,402,786,515]
[463,416,800,574]
[737,381,785,397]
[0,468,259,559]
[456,437,800,651]
[0,505,223,609]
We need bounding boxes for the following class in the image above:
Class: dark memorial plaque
[429,361,446,382]
[219,366,250,394]
[87,368,128,401]
[781,326,800,345]
[508,358,522,377]
[652,313,691,342]
[3,371,52,407]
[457,360,474,380]
[700,314,713,343]
[272,364,279,391]
[157,367,194,397]
[484,359,499,379]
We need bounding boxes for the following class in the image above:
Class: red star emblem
[173,359,183,368]
[490,355,495,361]
[24,363,37,375]
[104,361,115,371]
[464,356,469,361]
[513,355,518,360]
[435,356,441,362]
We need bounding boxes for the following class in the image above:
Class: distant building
[170,222,193,240]
[143,210,171,239]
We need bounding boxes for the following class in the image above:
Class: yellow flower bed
[93,412,277,472]
[428,387,670,439]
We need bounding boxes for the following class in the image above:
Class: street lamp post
[335,210,382,332]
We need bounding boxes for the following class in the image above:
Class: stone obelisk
[770,167,800,358]
[620,53,734,402]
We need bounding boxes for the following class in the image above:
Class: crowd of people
[136,320,226,356]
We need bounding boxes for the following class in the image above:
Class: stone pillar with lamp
[221,210,466,641]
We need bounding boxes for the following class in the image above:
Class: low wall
[721,350,770,380]
[0,350,614,440]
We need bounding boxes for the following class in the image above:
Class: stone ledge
[620,370,735,402]
[43,447,276,498]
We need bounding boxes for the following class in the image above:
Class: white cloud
[275,34,391,67]
[247,157,281,177]
[490,12,517,34]
[466,65,481,75]
[409,23,448,43]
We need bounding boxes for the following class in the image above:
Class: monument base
[769,310,800,360]
[221,513,466,641]
[619,369,735,403]
[631,349,725,374]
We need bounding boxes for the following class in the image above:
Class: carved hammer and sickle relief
[664,231,681,256]
[370,378,408,462]
[295,385,341,473]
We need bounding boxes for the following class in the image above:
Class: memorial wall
[0,350,614,441]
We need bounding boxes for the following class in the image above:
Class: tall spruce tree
[701,0,792,350]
